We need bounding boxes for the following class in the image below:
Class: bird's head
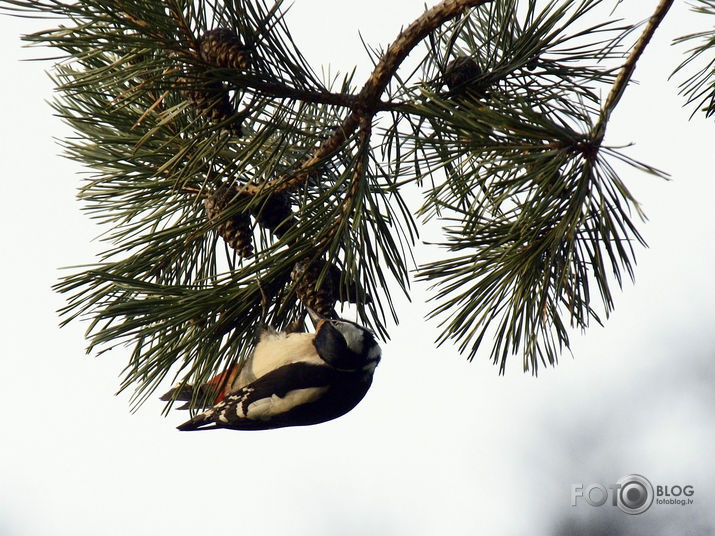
[308,308,381,371]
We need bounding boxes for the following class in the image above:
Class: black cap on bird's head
[307,308,381,371]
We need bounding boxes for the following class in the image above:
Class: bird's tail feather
[160,364,239,408]
[177,412,216,431]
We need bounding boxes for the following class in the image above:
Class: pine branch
[400,0,670,373]
[1,0,683,403]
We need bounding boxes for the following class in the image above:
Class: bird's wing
[177,362,337,431]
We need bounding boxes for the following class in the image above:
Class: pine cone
[182,78,243,136]
[204,184,253,257]
[199,28,251,70]
[291,259,341,317]
[251,191,297,238]
[444,56,483,93]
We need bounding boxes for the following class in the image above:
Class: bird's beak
[306,307,325,327]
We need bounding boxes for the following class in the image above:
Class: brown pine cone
[291,259,341,317]
[199,28,251,70]
[444,56,483,94]
[204,184,253,257]
[182,77,243,136]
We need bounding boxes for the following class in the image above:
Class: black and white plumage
[175,316,381,431]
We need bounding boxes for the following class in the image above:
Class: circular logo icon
[616,474,654,515]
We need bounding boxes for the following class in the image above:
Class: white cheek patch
[362,361,379,374]
[245,387,329,421]
[367,345,382,362]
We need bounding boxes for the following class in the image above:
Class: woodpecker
[164,313,381,431]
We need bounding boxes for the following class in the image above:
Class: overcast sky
[1,1,714,535]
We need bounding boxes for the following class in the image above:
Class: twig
[594,0,674,140]
[234,78,360,108]
[224,76,416,112]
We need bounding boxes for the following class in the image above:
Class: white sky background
[1,1,714,535]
